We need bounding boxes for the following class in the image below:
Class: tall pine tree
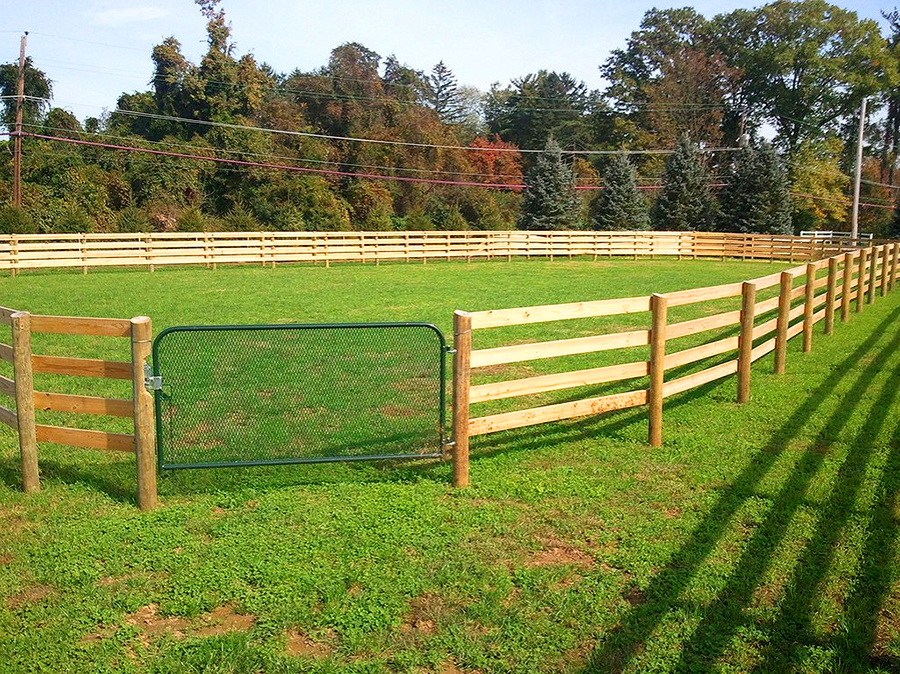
[429,61,464,124]
[590,153,649,230]
[518,138,582,230]
[718,144,792,234]
[652,134,717,231]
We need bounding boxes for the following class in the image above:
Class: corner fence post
[738,282,756,402]
[131,317,157,511]
[857,248,866,313]
[802,264,815,352]
[841,252,853,322]
[11,312,38,493]
[648,293,668,447]
[452,311,472,488]
[774,271,793,375]
[825,257,837,335]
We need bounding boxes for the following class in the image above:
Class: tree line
[0,0,898,236]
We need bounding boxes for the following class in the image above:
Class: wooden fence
[1,310,157,509]
[0,230,870,274]
[450,243,900,487]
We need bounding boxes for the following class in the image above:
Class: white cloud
[93,7,169,26]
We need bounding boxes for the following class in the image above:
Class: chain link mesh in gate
[152,323,446,469]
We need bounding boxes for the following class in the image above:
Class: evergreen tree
[429,61,464,124]
[518,138,582,231]
[652,134,717,231]
[590,153,649,230]
[719,144,792,234]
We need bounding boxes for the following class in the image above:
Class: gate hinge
[143,363,163,391]
[444,346,457,355]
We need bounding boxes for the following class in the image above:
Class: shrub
[51,205,94,233]
[223,203,260,231]
[176,207,208,232]
[0,207,37,234]
[114,207,151,233]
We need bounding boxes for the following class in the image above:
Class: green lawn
[1,257,899,673]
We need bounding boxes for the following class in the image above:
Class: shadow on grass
[0,452,140,505]
[584,304,900,673]
[740,335,900,672]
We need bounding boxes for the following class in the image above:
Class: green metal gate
[152,323,448,470]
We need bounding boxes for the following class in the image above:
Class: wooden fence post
[452,311,472,488]
[10,234,18,278]
[888,243,900,290]
[881,245,890,296]
[841,252,853,322]
[868,246,877,304]
[825,257,837,335]
[11,312,38,493]
[774,272,793,375]
[803,264,815,352]
[131,317,157,511]
[648,293,668,447]
[146,235,154,273]
[857,248,867,313]
[738,282,756,402]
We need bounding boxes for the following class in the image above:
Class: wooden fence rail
[450,244,894,487]
[0,230,872,275]
[1,309,157,509]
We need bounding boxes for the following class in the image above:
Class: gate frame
[152,321,449,471]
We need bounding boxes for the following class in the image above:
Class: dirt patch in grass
[5,584,53,609]
[0,512,29,535]
[401,592,450,638]
[0,553,13,566]
[194,605,255,637]
[529,546,595,568]
[97,603,257,646]
[284,628,335,658]
[554,640,595,671]
[435,660,483,674]
[126,604,193,640]
[528,536,595,569]
[624,586,647,606]
[95,570,168,588]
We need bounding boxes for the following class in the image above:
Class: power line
[14,132,894,209]
[17,99,744,156]
[790,191,894,211]
[24,31,148,52]
[21,123,527,181]
[21,131,531,189]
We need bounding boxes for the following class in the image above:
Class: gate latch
[143,363,163,391]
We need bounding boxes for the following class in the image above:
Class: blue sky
[2,0,893,122]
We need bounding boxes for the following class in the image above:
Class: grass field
[1,257,900,673]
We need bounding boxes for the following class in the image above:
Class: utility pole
[851,96,867,240]
[13,32,28,209]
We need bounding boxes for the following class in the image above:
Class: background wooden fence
[450,243,900,487]
[1,309,157,509]
[0,230,871,274]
